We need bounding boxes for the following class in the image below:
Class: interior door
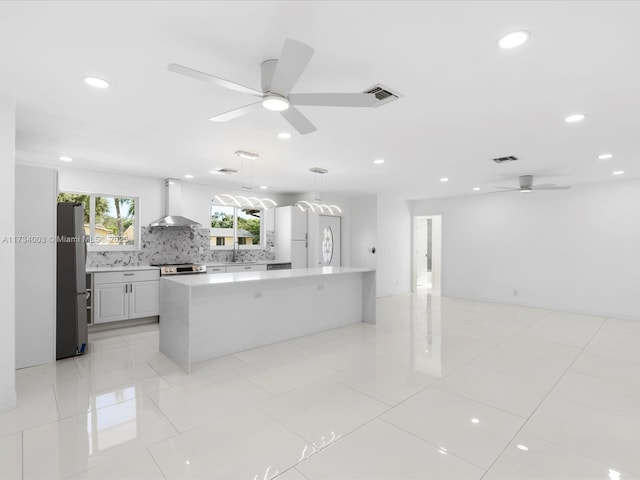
[415,217,429,286]
[319,215,341,266]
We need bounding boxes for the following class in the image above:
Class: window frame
[58,190,140,251]
[209,203,264,250]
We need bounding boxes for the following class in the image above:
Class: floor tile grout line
[430,369,542,420]
[145,444,169,480]
[50,382,63,421]
[478,315,608,479]
[377,416,488,472]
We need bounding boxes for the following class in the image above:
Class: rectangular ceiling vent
[363,84,402,107]
[216,168,238,175]
[492,155,519,164]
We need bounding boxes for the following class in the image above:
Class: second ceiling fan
[495,175,571,193]
[169,38,378,135]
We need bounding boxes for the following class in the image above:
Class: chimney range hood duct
[149,179,202,229]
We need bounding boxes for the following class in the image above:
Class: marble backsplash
[86,227,275,267]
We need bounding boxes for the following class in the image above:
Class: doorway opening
[413,215,441,294]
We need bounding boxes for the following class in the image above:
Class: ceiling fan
[495,175,571,193]
[168,38,378,135]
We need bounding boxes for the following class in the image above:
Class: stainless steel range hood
[149,179,201,229]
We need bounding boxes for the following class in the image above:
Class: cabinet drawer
[94,269,159,285]
[226,264,267,273]
[207,266,226,274]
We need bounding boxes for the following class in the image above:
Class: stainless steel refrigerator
[56,202,88,359]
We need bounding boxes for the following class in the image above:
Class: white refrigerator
[275,206,308,269]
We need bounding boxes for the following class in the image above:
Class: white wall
[350,195,377,270]
[376,194,412,297]
[0,96,16,411]
[412,178,640,320]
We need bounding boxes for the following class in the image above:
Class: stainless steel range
[153,263,207,276]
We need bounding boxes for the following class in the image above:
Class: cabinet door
[94,283,128,323]
[129,280,160,318]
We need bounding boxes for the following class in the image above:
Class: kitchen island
[159,267,376,373]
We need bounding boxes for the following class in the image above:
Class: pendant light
[213,150,277,209]
[295,167,342,215]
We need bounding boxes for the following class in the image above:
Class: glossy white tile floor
[3,293,640,479]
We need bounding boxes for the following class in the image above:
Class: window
[210,204,263,249]
[57,192,138,249]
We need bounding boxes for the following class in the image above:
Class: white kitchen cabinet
[129,281,160,318]
[95,283,128,323]
[93,270,159,324]
[225,264,267,273]
[275,206,308,268]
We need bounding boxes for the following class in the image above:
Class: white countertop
[162,266,373,287]
[87,265,160,273]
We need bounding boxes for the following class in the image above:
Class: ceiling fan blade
[168,64,263,97]
[269,39,315,96]
[531,183,556,188]
[280,105,317,135]
[489,189,519,194]
[532,186,571,190]
[494,187,520,190]
[209,102,262,122]
[289,93,377,107]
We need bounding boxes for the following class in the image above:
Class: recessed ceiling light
[278,132,292,139]
[472,187,480,191]
[184,174,194,179]
[565,113,586,123]
[471,418,480,424]
[440,177,449,182]
[373,159,385,164]
[262,95,289,112]
[498,30,530,49]
[516,444,529,451]
[259,185,268,190]
[612,170,624,175]
[59,156,73,162]
[84,76,110,89]
[598,153,613,160]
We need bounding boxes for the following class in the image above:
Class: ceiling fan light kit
[169,38,386,135]
[262,94,290,112]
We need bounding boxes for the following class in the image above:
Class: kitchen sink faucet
[232,240,239,262]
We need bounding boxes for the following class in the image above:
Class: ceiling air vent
[492,155,519,164]
[363,84,402,107]
[216,168,238,174]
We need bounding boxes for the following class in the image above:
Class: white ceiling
[1,1,638,199]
